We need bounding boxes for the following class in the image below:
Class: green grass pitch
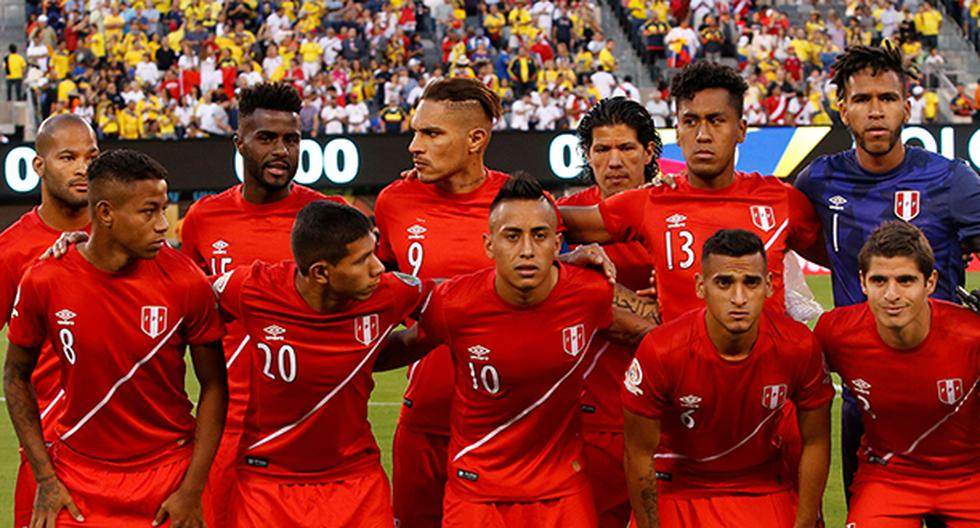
[1,273,977,525]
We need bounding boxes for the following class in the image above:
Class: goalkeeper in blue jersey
[794,43,980,522]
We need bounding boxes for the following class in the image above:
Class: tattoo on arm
[3,346,53,480]
[614,284,662,324]
[639,463,659,526]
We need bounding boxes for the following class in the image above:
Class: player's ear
[469,126,489,154]
[32,155,45,181]
[483,232,493,259]
[764,271,773,298]
[736,117,747,144]
[902,94,911,124]
[859,271,868,296]
[643,140,655,166]
[924,269,938,296]
[695,272,705,299]
[94,199,113,227]
[307,260,331,285]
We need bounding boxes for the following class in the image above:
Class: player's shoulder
[184,185,243,218]
[291,184,341,206]
[556,185,601,206]
[799,151,856,181]
[931,299,980,340]
[761,307,819,350]
[432,266,493,304]
[905,146,967,177]
[813,303,867,339]
[155,245,212,283]
[637,309,702,361]
[559,262,612,295]
[0,210,52,267]
[377,172,427,202]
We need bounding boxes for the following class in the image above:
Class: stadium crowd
[1,0,979,139]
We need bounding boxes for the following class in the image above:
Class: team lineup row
[2,44,979,528]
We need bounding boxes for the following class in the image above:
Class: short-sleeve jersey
[558,185,654,431]
[215,261,432,480]
[374,169,509,435]
[815,300,980,478]
[420,264,614,501]
[622,308,834,497]
[795,148,980,306]
[8,245,224,464]
[599,172,821,322]
[180,183,342,430]
[0,208,88,440]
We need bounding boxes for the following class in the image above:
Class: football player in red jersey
[556,97,661,528]
[213,201,434,527]
[559,62,825,322]
[0,114,98,527]
[179,82,345,527]
[814,222,980,527]
[374,77,511,528]
[623,229,833,528]
[381,177,656,527]
[4,149,227,527]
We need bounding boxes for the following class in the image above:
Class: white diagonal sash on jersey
[246,324,394,451]
[763,219,790,252]
[61,318,184,441]
[40,389,65,421]
[582,342,610,380]
[452,330,598,463]
[881,378,979,464]
[655,403,784,463]
[225,335,251,369]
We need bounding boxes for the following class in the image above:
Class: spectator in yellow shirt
[118,101,144,139]
[597,40,617,72]
[104,5,126,40]
[4,44,26,100]
[51,42,71,80]
[483,4,506,46]
[914,1,942,50]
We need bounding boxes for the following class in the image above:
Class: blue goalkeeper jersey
[795,147,980,307]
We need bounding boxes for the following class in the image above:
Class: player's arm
[154,341,227,527]
[373,325,444,372]
[558,205,615,244]
[599,285,658,346]
[4,342,85,525]
[624,409,661,528]
[794,403,831,528]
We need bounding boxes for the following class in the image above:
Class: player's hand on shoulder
[31,474,84,527]
[39,231,89,260]
[956,286,980,314]
[399,167,418,180]
[636,269,658,300]
[640,172,680,190]
[153,487,204,528]
[558,243,617,284]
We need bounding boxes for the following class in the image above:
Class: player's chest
[817,184,949,236]
[386,212,492,277]
[668,360,795,428]
[195,219,296,275]
[243,312,391,387]
[837,354,977,417]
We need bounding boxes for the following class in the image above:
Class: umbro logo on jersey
[829,195,848,211]
[624,358,644,396]
[562,324,586,357]
[937,378,964,405]
[851,378,872,395]
[355,314,380,345]
[264,325,286,341]
[666,213,687,229]
[211,240,230,255]
[750,205,776,232]
[679,394,701,408]
[762,384,788,410]
[894,190,921,222]
[55,309,76,326]
[468,345,491,361]
[407,224,427,240]
[141,306,168,338]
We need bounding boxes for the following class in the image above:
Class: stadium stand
[0,0,977,141]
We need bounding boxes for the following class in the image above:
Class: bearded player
[0,114,98,527]
[623,229,833,528]
[179,82,345,527]
[4,149,227,527]
[374,77,511,528]
[556,97,661,527]
[815,222,980,527]
[382,177,656,526]
[213,201,434,527]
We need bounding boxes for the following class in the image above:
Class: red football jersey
[0,208,89,440]
[599,172,821,322]
[558,186,654,431]
[8,245,224,464]
[180,183,343,431]
[622,308,834,497]
[215,261,433,479]
[419,264,614,501]
[815,300,980,479]
[374,170,509,435]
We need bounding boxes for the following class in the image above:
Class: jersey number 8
[59,328,77,365]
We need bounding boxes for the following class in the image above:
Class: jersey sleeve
[373,193,397,264]
[6,268,47,349]
[621,335,672,420]
[792,162,817,201]
[211,265,249,322]
[388,271,436,321]
[791,332,835,411]
[811,312,838,373]
[418,281,452,346]
[597,188,648,243]
[786,184,821,252]
[0,253,19,324]
[181,268,226,345]
[178,206,207,272]
[949,161,980,242]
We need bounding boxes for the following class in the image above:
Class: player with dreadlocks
[179,82,346,527]
[794,44,980,514]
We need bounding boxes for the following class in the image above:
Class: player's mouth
[693,150,715,161]
[882,305,906,317]
[728,310,750,320]
[413,159,429,169]
[69,181,88,192]
[514,264,539,278]
[264,161,292,178]
[603,174,630,186]
[865,127,891,139]
[149,239,166,250]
